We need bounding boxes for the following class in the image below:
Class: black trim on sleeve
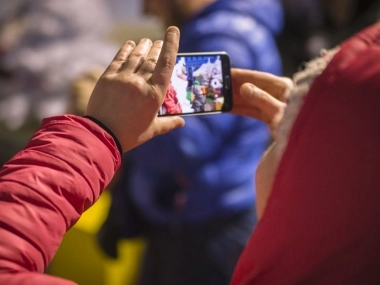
[83,115,123,155]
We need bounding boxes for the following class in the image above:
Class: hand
[230,69,293,219]
[85,26,185,152]
[231,68,293,139]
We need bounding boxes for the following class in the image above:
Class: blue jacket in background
[127,0,284,225]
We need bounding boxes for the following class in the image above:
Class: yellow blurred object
[68,68,104,116]
[215,98,224,111]
[48,191,145,285]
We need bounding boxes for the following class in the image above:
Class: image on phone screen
[158,52,233,116]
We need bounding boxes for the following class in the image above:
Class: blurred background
[0,0,379,284]
[0,0,164,166]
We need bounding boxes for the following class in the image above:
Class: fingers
[104,41,136,75]
[153,116,185,136]
[121,38,153,74]
[231,82,286,136]
[134,116,185,149]
[239,83,285,119]
[151,26,180,94]
[232,68,293,102]
[136,40,163,80]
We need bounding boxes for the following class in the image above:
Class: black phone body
[158,52,233,116]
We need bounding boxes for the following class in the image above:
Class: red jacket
[231,23,380,284]
[0,115,121,285]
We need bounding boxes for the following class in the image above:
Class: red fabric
[163,83,182,114]
[232,23,380,285]
[0,115,121,285]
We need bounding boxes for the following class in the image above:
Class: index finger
[232,68,293,102]
[151,26,180,93]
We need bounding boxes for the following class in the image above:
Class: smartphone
[158,52,233,116]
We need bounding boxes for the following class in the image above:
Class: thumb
[154,116,186,136]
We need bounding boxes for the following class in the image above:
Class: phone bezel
[159,51,233,117]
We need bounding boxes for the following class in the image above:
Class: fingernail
[140,38,152,45]
[154,40,163,47]
[167,26,180,35]
[126,40,136,48]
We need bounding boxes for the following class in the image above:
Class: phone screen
[158,52,233,116]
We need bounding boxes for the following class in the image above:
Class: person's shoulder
[181,11,281,71]
[185,10,265,40]
[181,9,277,55]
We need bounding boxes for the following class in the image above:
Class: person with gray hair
[230,22,380,284]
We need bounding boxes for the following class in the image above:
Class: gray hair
[275,47,340,158]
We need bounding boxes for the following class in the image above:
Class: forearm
[0,115,121,283]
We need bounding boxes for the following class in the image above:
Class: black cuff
[83,115,123,155]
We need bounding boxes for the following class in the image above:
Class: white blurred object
[0,94,29,130]
[0,0,118,128]
[306,34,330,58]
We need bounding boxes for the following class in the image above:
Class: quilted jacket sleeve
[0,115,121,285]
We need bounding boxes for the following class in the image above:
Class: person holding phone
[0,26,184,285]
[97,0,284,284]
